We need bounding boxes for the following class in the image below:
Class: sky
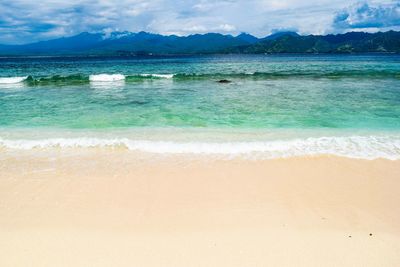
[0,0,399,44]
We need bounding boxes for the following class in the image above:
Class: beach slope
[0,151,399,266]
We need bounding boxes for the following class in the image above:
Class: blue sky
[0,0,399,44]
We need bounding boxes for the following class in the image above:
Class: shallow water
[0,55,399,159]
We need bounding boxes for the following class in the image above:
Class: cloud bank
[0,0,399,44]
[333,1,400,31]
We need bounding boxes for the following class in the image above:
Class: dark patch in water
[128,100,149,105]
[217,79,232,83]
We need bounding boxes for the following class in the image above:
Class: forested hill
[0,30,399,56]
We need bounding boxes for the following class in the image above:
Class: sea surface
[0,54,399,159]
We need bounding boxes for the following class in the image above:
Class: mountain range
[0,31,399,56]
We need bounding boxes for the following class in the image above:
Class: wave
[1,135,399,160]
[139,73,174,79]
[1,70,398,86]
[89,74,125,82]
[0,76,28,84]
[174,70,400,80]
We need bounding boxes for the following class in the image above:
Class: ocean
[0,54,399,159]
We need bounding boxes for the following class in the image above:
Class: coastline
[1,150,399,266]
[1,127,399,160]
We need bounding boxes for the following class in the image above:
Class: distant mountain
[233,31,400,54]
[0,30,399,56]
[236,33,259,44]
[1,32,104,54]
[0,31,255,56]
[261,31,299,41]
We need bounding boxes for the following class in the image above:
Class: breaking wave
[1,69,399,86]
[0,76,28,84]
[139,73,174,79]
[89,74,126,82]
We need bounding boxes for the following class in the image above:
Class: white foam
[0,76,28,84]
[0,135,399,160]
[140,74,174,79]
[89,74,125,82]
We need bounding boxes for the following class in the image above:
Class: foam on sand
[0,135,399,160]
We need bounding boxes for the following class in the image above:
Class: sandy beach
[0,150,399,266]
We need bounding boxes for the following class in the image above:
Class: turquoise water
[0,55,399,158]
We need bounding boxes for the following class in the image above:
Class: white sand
[0,150,399,266]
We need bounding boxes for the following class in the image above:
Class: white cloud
[0,0,397,44]
[216,24,236,32]
[333,1,400,31]
[183,25,208,32]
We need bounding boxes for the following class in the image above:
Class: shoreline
[1,129,399,160]
[1,151,400,266]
